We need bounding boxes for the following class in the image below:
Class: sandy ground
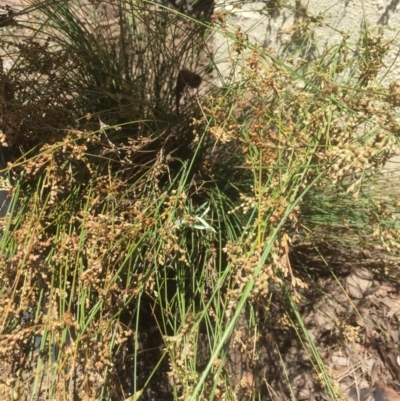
[0,0,23,9]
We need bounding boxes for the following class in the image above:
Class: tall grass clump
[0,1,399,400]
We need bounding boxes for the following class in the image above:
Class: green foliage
[0,1,399,400]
